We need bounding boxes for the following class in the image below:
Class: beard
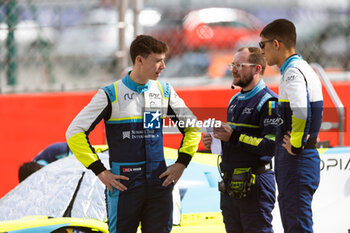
[233,73,254,89]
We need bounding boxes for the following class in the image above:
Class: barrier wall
[0,82,348,197]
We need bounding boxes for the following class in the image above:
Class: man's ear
[256,64,262,74]
[135,55,143,65]
[273,39,281,49]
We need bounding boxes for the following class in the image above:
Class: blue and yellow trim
[156,81,170,100]
[228,122,260,129]
[106,116,143,124]
[102,81,118,103]
[257,93,272,112]
[268,101,275,116]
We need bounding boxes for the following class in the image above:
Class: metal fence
[1,0,350,93]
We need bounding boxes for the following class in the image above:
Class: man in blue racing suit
[66,35,201,233]
[203,47,278,233]
[33,142,70,166]
[260,19,323,233]
[18,142,70,182]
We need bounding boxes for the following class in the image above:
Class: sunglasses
[259,39,282,49]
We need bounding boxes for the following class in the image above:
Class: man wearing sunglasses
[260,19,324,233]
[203,47,278,233]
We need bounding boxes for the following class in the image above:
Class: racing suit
[220,79,278,233]
[66,73,201,233]
[275,54,323,233]
[33,142,70,166]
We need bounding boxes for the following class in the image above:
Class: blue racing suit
[66,73,201,233]
[220,79,278,233]
[275,54,323,233]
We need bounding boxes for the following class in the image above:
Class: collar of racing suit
[280,54,301,76]
[235,79,266,101]
[122,72,151,94]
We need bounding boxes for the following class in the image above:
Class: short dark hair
[238,47,266,75]
[130,35,169,64]
[260,18,296,49]
[19,161,43,182]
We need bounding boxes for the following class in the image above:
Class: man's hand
[97,170,129,192]
[282,131,310,156]
[202,133,212,150]
[159,163,186,187]
[213,123,233,142]
[282,131,296,156]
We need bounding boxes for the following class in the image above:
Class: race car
[0,147,225,233]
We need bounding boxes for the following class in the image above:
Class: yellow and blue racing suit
[66,73,201,233]
[275,54,323,233]
[220,79,278,233]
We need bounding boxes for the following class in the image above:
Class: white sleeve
[284,68,308,121]
[65,89,109,174]
[66,89,109,139]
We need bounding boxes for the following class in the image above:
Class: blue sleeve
[33,142,70,165]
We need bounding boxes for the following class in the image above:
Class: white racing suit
[275,54,323,233]
[66,73,201,233]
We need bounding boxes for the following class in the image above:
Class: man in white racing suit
[66,35,201,233]
[260,19,323,233]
